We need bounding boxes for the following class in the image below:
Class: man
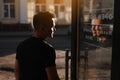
[15,11,60,80]
[91,18,108,41]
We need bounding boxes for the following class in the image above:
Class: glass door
[71,0,114,80]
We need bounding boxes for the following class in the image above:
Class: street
[0,36,28,56]
[0,34,71,55]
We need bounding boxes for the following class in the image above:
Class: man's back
[16,37,56,80]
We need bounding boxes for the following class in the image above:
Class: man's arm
[46,66,60,80]
[14,60,19,80]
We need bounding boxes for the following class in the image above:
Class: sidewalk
[0,50,66,80]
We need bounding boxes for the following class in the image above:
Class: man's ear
[37,25,44,32]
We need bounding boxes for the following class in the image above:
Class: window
[41,5,46,11]
[54,0,65,20]
[2,0,15,18]
[35,0,46,12]
[60,5,65,12]
[55,5,59,17]
[10,5,15,18]
[54,5,65,19]
[35,5,40,13]
[35,4,46,13]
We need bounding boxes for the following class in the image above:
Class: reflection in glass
[78,0,113,80]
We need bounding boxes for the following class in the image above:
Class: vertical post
[65,49,70,80]
[83,48,88,80]
[111,0,120,80]
[71,0,78,80]
[71,0,83,80]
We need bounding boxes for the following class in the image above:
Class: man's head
[91,18,112,41]
[91,18,102,37]
[32,11,56,39]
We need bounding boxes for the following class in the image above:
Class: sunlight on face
[51,18,56,38]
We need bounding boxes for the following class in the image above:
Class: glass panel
[78,0,114,80]
[4,5,9,18]
[10,4,15,18]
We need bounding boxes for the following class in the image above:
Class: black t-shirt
[16,37,56,80]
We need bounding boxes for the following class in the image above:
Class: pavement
[0,50,67,80]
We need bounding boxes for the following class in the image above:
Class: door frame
[71,0,81,80]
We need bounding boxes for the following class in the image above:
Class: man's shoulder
[18,37,33,46]
[43,41,54,49]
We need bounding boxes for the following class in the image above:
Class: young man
[91,18,108,41]
[15,11,60,80]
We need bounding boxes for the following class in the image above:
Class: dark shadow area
[0,67,14,72]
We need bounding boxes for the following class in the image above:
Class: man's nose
[51,27,56,32]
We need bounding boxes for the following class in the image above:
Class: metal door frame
[111,0,120,80]
[71,0,81,80]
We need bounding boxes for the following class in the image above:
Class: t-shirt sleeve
[16,43,22,60]
[45,47,56,67]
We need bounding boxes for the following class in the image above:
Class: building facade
[0,0,71,25]
[0,0,112,25]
